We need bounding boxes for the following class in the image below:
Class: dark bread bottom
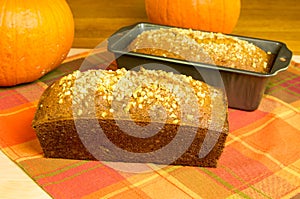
[34,118,228,167]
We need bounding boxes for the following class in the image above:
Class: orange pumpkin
[0,0,74,86]
[145,0,240,34]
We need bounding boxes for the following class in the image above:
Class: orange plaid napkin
[0,49,299,199]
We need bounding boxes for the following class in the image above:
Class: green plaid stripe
[266,70,300,102]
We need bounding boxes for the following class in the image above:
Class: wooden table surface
[68,0,300,55]
[1,0,299,198]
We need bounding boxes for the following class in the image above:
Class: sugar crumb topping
[129,28,269,73]
[55,68,220,126]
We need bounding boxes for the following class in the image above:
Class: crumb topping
[53,68,223,126]
[128,28,269,73]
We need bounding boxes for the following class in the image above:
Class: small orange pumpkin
[0,0,74,86]
[145,0,240,34]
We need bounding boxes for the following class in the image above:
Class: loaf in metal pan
[128,28,270,73]
[32,68,229,167]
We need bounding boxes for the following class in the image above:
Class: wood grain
[67,0,300,55]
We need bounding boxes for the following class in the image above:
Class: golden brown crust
[128,28,270,73]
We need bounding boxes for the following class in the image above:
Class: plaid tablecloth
[0,49,299,199]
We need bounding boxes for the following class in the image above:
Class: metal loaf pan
[107,22,292,111]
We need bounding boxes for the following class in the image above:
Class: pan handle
[269,43,293,75]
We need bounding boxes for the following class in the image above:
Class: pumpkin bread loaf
[128,28,270,73]
[32,68,229,167]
